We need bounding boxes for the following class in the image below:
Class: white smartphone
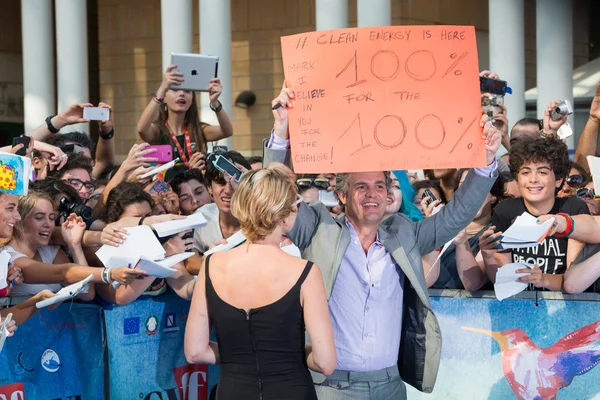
[557,123,573,140]
[318,190,339,208]
[140,158,180,179]
[83,107,110,121]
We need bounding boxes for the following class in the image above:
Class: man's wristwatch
[45,116,60,134]
[100,128,114,140]
[210,100,223,113]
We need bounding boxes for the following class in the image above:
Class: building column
[161,0,193,72]
[55,0,89,134]
[536,0,574,148]
[357,0,391,27]
[316,0,348,30]
[489,0,525,128]
[21,0,55,134]
[199,0,232,150]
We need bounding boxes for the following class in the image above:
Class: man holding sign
[264,26,501,400]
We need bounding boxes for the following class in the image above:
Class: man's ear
[337,191,347,206]
[32,156,43,169]
[555,177,564,189]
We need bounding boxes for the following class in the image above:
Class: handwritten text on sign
[280,26,485,173]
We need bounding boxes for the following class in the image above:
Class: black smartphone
[12,136,31,156]
[213,155,243,182]
[480,76,507,96]
[422,189,437,206]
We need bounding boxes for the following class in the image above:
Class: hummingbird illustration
[462,320,600,400]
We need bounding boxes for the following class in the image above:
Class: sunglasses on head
[576,187,596,199]
[566,174,584,188]
[296,178,329,190]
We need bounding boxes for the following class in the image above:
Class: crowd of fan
[0,65,600,390]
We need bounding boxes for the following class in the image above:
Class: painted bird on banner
[462,321,600,400]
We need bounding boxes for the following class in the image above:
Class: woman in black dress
[185,163,336,399]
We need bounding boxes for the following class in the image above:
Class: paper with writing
[36,274,94,309]
[494,263,534,301]
[280,26,484,173]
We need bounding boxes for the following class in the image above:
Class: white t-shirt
[1,245,63,296]
[193,203,223,253]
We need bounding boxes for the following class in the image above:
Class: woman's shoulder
[1,245,25,263]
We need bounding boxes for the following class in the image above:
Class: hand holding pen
[271,80,294,140]
[7,263,23,288]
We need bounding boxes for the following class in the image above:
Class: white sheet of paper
[587,156,600,195]
[0,313,12,353]
[0,252,9,290]
[203,231,247,255]
[494,263,534,301]
[152,213,208,237]
[36,274,94,309]
[96,225,165,268]
[501,213,554,247]
[137,252,195,278]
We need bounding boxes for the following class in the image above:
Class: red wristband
[554,213,573,238]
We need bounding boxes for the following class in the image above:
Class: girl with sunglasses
[558,162,590,198]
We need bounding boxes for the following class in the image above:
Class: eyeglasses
[293,193,304,207]
[566,174,584,188]
[296,178,329,190]
[62,178,95,194]
[576,188,596,199]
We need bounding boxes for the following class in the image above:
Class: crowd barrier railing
[0,294,219,400]
[2,290,599,399]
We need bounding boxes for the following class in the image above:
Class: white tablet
[170,53,219,92]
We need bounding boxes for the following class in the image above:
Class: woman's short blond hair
[231,162,297,242]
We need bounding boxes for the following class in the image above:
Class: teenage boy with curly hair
[484,137,589,291]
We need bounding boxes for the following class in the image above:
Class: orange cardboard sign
[280,26,485,173]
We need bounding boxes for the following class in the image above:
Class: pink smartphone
[146,145,173,163]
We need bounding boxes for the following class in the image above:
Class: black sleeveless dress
[205,255,317,400]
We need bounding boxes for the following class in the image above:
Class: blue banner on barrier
[104,295,219,400]
[407,295,600,400]
[0,303,105,400]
